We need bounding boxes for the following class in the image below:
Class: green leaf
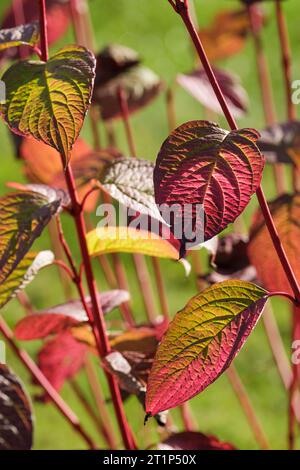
[0,250,54,309]
[87,226,179,259]
[146,280,268,415]
[0,364,33,450]
[101,158,162,221]
[0,45,96,166]
[0,22,39,51]
[0,192,60,285]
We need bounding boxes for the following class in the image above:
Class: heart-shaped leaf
[93,64,163,121]
[101,158,162,221]
[15,289,130,340]
[0,364,33,450]
[158,431,236,450]
[0,250,54,309]
[0,191,60,285]
[177,67,248,118]
[0,22,39,51]
[87,226,180,259]
[249,193,300,294]
[146,280,268,415]
[258,121,300,166]
[154,121,264,250]
[0,45,96,166]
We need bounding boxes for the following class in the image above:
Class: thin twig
[227,366,270,450]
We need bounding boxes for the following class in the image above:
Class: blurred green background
[0,0,299,450]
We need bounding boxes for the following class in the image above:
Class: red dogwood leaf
[158,431,236,450]
[36,332,88,394]
[154,121,264,252]
[146,280,268,415]
[15,290,130,340]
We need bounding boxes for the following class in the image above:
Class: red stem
[172,0,300,304]
[0,317,96,449]
[39,0,48,61]
[64,165,137,449]
[38,0,136,449]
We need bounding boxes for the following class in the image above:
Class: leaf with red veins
[146,280,268,415]
[154,121,264,250]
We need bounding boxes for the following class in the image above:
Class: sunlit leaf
[249,193,300,294]
[15,289,130,340]
[0,22,39,51]
[0,364,33,450]
[146,280,268,415]
[0,192,60,285]
[154,121,264,252]
[101,158,162,221]
[258,121,300,166]
[177,67,248,118]
[1,45,96,166]
[87,226,180,260]
[158,431,236,450]
[0,250,54,309]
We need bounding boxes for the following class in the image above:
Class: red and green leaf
[0,45,96,166]
[146,280,268,415]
